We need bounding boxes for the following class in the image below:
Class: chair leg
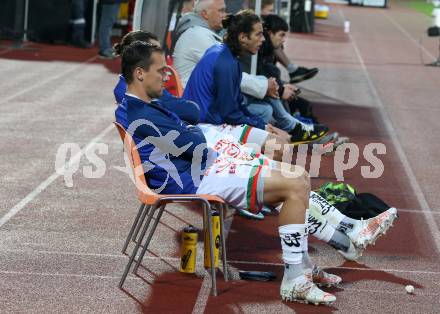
[122,204,146,254]
[133,204,166,274]
[119,204,159,289]
[132,204,151,242]
[203,201,217,296]
[219,203,228,282]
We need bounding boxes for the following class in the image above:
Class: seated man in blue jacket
[121,38,339,306]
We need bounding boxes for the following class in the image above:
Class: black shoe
[289,123,328,144]
[289,67,319,84]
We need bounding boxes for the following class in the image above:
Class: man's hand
[266,77,279,99]
[265,124,291,142]
[281,84,299,101]
[281,84,295,100]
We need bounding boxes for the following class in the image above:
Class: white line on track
[191,273,213,314]
[338,7,440,255]
[0,55,98,106]
[0,269,137,281]
[397,208,440,215]
[0,124,114,228]
[191,214,234,313]
[381,11,437,61]
[0,269,437,297]
[342,287,437,297]
[1,255,440,277]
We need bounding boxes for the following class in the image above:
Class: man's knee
[261,104,274,123]
[288,176,309,198]
[262,135,288,161]
[275,174,309,201]
[245,101,274,124]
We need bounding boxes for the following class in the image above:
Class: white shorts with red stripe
[199,123,269,148]
[198,123,273,167]
[196,155,269,213]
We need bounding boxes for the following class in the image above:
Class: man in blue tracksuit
[120,24,338,305]
[184,43,265,129]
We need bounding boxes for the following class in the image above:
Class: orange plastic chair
[164,65,184,97]
[114,122,228,296]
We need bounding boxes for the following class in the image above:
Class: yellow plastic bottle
[204,211,220,268]
[179,225,198,273]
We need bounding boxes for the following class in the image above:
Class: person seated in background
[247,0,319,84]
[240,14,321,123]
[173,0,275,124]
[252,14,350,148]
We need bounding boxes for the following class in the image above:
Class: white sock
[308,203,352,252]
[287,63,298,73]
[307,205,336,242]
[279,223,307,280]
[309,191,358,234]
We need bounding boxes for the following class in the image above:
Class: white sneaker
[348,207,398,249]
[338,241,363,261]
[305,266,342,287]
[280,275,336,305]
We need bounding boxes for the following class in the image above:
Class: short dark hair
[114,30,159,56]
[121,41,163,84]
[222,10,261,56]
[263,14,288,33]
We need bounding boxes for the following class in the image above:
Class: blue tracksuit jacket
[183,43,266,130]
[125,95,215,194]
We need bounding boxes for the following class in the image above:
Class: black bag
[335,193,391,220]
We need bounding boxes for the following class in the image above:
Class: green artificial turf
[407,1,435,17]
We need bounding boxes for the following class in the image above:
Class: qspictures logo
[54,119,387,189]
